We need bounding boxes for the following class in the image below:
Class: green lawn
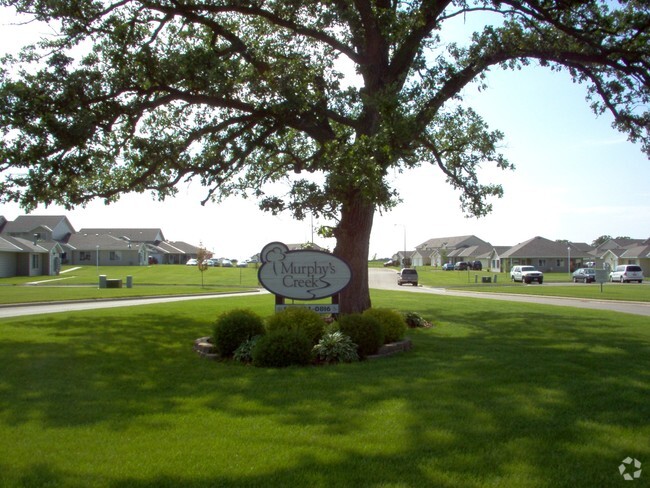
[414,268,650,302]
[0,290,648,487]
[0,265,261,304]
[2,265,647,305]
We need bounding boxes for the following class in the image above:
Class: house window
[556,259,562,267]
[80,252,91,261]
[31,254,40,269]
[110,251,121,261]
[538,259,546,268]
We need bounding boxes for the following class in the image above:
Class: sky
[1,7,648,260]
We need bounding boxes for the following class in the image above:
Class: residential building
[591,238,650,272]
[0,234,64,278]
[413,235,491,267]
[499,236,593,273]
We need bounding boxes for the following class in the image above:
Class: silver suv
[510,265,544,284]
[609,265,644,283]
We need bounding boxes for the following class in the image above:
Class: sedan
[442,263,455,271]
[572,268,596,283]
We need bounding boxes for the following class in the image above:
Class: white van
[609,265,644,283]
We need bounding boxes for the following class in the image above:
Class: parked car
[609,264,644,283]
[397,268,418,286]
[470,260,483,271]
[510,265,544,284]
[454,261,468,271]
[442,262,455,271]
[383,260,396,267]
[237,260,249,267]
[220,259,233,267]
[185,258,198,266]
[572,268,596,283]
[204,259,219,267]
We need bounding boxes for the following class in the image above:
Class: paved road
[369,268,650,317]
[0,290,268,319]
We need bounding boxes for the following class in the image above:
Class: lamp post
[394,224,406,267]
[96,245,99,275]
[567,246,571,277]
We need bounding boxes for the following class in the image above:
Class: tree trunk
[333,196,375,314]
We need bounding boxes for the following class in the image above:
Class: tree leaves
[0,0,647,215]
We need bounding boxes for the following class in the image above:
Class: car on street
[572,268,596,283]
[397,268,418,286]
[510,265,544,284]
[610,264,644,283]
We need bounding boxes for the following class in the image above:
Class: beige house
[414,235,491,266]
[500,236,593,273]
[0,216,202,277]
[66,233,149,266]
[0,234,64,278]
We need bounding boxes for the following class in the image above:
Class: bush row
[210,307,424,368]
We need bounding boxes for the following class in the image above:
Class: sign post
[595,269,609,293]
[257,242,352,315]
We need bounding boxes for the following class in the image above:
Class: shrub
[313,331,359,364]
[363,308,407,343]
[402,311,433,328]
[266,307,326,345]
[252,329,313,368]
[233,335,261,363]
[336,313,384,358]
[212,309,266,357]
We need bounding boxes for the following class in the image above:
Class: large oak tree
[1,0,648,313]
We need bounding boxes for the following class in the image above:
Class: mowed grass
[414,268,650,302]
[1,290,648,487]
[2,265,647,304]
[0,265,261,304]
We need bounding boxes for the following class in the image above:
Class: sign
[258,242,352,300]
[595,269,609,283]
[275,304,340,314]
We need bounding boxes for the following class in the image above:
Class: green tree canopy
[1,0,648,312]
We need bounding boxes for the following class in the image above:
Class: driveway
[370,268,650,317]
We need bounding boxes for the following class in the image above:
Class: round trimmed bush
[212,309,265,357]
[336,313,384,358]
[252,329,313,368]
[363,308,407,344]
[266,307,326,345]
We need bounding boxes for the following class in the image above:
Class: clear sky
[1,7,648,260]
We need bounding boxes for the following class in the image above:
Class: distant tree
[615,236,632,240]
[196,245,213,288]
[591,235,613,247]
[1,1,648,313]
